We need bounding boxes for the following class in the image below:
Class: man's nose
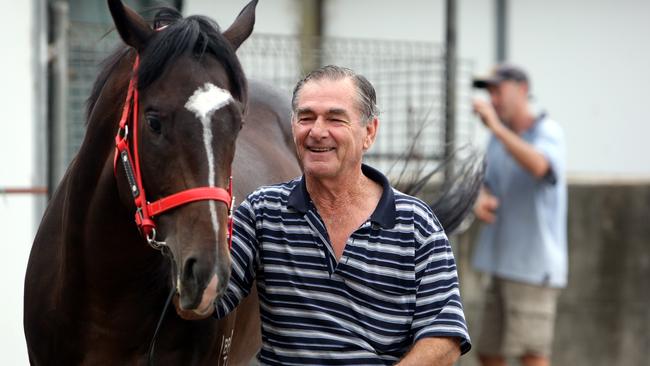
[308,117,328,138]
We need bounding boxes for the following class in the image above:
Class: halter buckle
[117,124,129,142]
[146,228,167,250]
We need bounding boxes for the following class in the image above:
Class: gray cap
[472,64,529,88]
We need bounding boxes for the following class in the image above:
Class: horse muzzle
[177,253,230,311]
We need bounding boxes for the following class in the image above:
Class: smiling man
[209,65,471,365]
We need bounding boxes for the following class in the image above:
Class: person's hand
[174,274,218,320]
[472,98,501,131]
[474,188,499,224]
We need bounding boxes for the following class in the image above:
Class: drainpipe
[443,0,457,180]
[300,0,323,74]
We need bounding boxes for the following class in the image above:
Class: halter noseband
[114,54,235,250]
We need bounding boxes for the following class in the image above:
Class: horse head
[108,0,257,312]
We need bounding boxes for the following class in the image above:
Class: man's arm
[473,99,550,178]
[406,204,471,363]
[213,199,260,318]
[395,337,461,366]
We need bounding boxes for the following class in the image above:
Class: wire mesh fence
[66,22,120,163]
[237,34,477,174]
[62,23,476,178]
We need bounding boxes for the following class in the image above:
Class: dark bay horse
[24,0,299,364]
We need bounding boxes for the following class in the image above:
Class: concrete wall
[456,183,650,366]
[509,0,650,178]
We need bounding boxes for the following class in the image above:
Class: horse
[24,0,300,364]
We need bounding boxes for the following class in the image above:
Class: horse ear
[108,0,153,51]
[222,0,258,50]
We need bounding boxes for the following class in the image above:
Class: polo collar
[287,164,396,228]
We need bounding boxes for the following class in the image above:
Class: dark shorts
[476,277,561,358]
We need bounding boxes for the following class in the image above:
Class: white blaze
[184,82,233,244]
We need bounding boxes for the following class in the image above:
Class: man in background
[471,64,567,366]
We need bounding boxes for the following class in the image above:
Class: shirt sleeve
[533,119,565,185]
[214,197,260,319]
[410,207,472,354]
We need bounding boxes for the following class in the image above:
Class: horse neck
[57,52,169,289]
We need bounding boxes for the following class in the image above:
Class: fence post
[34,0,49,214]
[299,0,323,74]
[443,0,457,180]
[496,0,508,62]
[49,2,69,197]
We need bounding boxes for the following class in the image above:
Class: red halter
[114,55,235,249]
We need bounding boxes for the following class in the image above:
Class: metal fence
[66,22,121,166]
[60,22,476,179]
[237,35,477,173]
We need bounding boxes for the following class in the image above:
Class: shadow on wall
[455,183,650,366]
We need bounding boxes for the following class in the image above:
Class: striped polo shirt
[216,164,471,365]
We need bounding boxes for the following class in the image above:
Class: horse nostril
[179,256,207,309]
[182,257,198,282]
[181,256,212,289]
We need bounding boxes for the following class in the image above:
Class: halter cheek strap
[113,54,235,249]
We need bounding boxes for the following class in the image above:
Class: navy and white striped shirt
[216,165,471,365]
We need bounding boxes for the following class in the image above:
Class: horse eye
[146,115,162,134]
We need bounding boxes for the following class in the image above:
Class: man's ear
[363,117,379,151]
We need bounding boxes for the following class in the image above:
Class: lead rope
[147,247,176,366]
[147,250,176,366]
[147,286,175,366]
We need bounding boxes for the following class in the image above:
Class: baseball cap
[472,64,529,88]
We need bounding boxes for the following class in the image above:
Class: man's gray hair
[291,65,380,123]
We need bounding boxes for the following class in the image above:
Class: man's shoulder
[393,189,430,211]
[392,189,444,233]
[536,116,564,139]
[247,177,301,204]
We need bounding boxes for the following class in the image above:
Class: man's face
[487,80,527,124]
[291,77,378,181]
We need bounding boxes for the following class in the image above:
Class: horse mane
[86,7,248,121]
[396,149,484,234]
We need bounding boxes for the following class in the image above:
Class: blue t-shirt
[472,116,568,287]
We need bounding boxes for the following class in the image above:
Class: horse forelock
[138,8,248,106]
[85,7,248,125]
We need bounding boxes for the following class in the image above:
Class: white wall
[186,0,650,180]
[324,0,444,41]
[184,0,299,35]
[0,0,37,363]
[509,0,650,179]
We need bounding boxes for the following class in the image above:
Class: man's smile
[307,146,335,153]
